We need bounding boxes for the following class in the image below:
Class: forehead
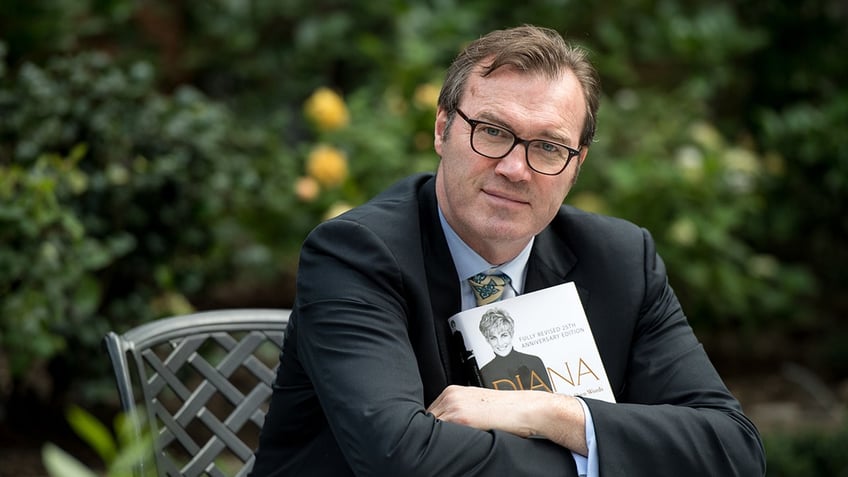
[485,323,513,336]
[464,65,586,142]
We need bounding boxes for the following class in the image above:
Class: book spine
[463,351,484,388]
[452,331,484,387]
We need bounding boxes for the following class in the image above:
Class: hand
[427,385,589,455]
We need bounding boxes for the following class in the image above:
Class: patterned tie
[468,271,512,306]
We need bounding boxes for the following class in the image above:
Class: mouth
[482,188,529,206]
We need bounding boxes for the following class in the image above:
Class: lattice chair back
[103,308,290,477]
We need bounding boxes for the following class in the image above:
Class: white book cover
[449,282,615,403]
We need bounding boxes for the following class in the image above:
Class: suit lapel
[525,224,577,293]
[526,219,592,320]
[417,179,465,387]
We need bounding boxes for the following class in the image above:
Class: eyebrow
[474,110,574,145]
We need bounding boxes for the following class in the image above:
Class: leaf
[41,443,99,477]
[112,410,155,476]
[68,143,89,164]
[109,437,156,477]
[66,405,117,463]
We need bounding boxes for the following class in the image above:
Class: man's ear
[576,146,590,167]
[434,107,448,156]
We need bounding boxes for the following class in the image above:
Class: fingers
[426,384,460,416]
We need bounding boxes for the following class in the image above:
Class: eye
[535,141,561,153]
[482,125,508,138]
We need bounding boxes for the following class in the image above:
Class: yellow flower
[722,147,760,193]
[747,254,779,278]
[323,201,353,221]
[294,176,320,202]
[689,122,724,151]
[667,217,698,246]
[106,163,130,185]
[722,147,760,174]
[306,144,348,187]
[675,145,704,183]
[413,82,441,111]
[304,87,350,131]
[151,291,195,317]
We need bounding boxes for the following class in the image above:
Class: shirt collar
[437,207,533,295]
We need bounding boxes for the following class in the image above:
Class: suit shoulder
[556,205,646,241]
[544,205,657,267]
[306,173,432,244]
[335,173,430,223]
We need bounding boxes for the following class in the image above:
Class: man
[251,25,765,476]
[478,308,553,391]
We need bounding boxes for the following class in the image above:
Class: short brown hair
[438,25,600,147]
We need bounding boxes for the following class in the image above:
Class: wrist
[535,393,588,455]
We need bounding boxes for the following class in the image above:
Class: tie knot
[468,271,512,306]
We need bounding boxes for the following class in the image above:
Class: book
[449,282,616,403]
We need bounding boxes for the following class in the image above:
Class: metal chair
[103,308,290,477]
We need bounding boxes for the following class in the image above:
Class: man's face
[434,65,588,264]
[485,325,514,357]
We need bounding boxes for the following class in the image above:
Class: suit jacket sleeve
[585,228,766,476]
[293,218,580,476]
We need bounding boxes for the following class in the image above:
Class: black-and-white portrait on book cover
[478,308,553,391]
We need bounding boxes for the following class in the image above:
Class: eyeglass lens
[471,122,573,175]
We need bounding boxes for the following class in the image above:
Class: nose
[494,142,532,181]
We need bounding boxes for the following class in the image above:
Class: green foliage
[574,88,816,328]
[0,146,132,374]
[0,47,298,389]
[747,50,848,298]
[43,406,154,477]
[42,444,99,477]
[1,0,845,417]
[763,419,848,476]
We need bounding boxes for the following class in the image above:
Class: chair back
[103,308,290,477]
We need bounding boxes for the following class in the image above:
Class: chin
[479,220,532,241]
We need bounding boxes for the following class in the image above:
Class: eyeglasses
[455,109,581,176]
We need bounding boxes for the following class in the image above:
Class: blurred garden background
[1,0,846,475]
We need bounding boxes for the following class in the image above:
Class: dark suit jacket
[251,174,765,476]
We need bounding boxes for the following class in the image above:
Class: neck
[471,240,526,266]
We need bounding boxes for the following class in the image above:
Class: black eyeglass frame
[455,108,582,176]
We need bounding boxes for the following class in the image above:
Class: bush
[1,0,845,414]
[764,419,848,476]
[574,87,816,330]
[0,37,446,404]
[0,47,298,400]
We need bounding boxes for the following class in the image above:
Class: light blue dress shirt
[438,208,598,477]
